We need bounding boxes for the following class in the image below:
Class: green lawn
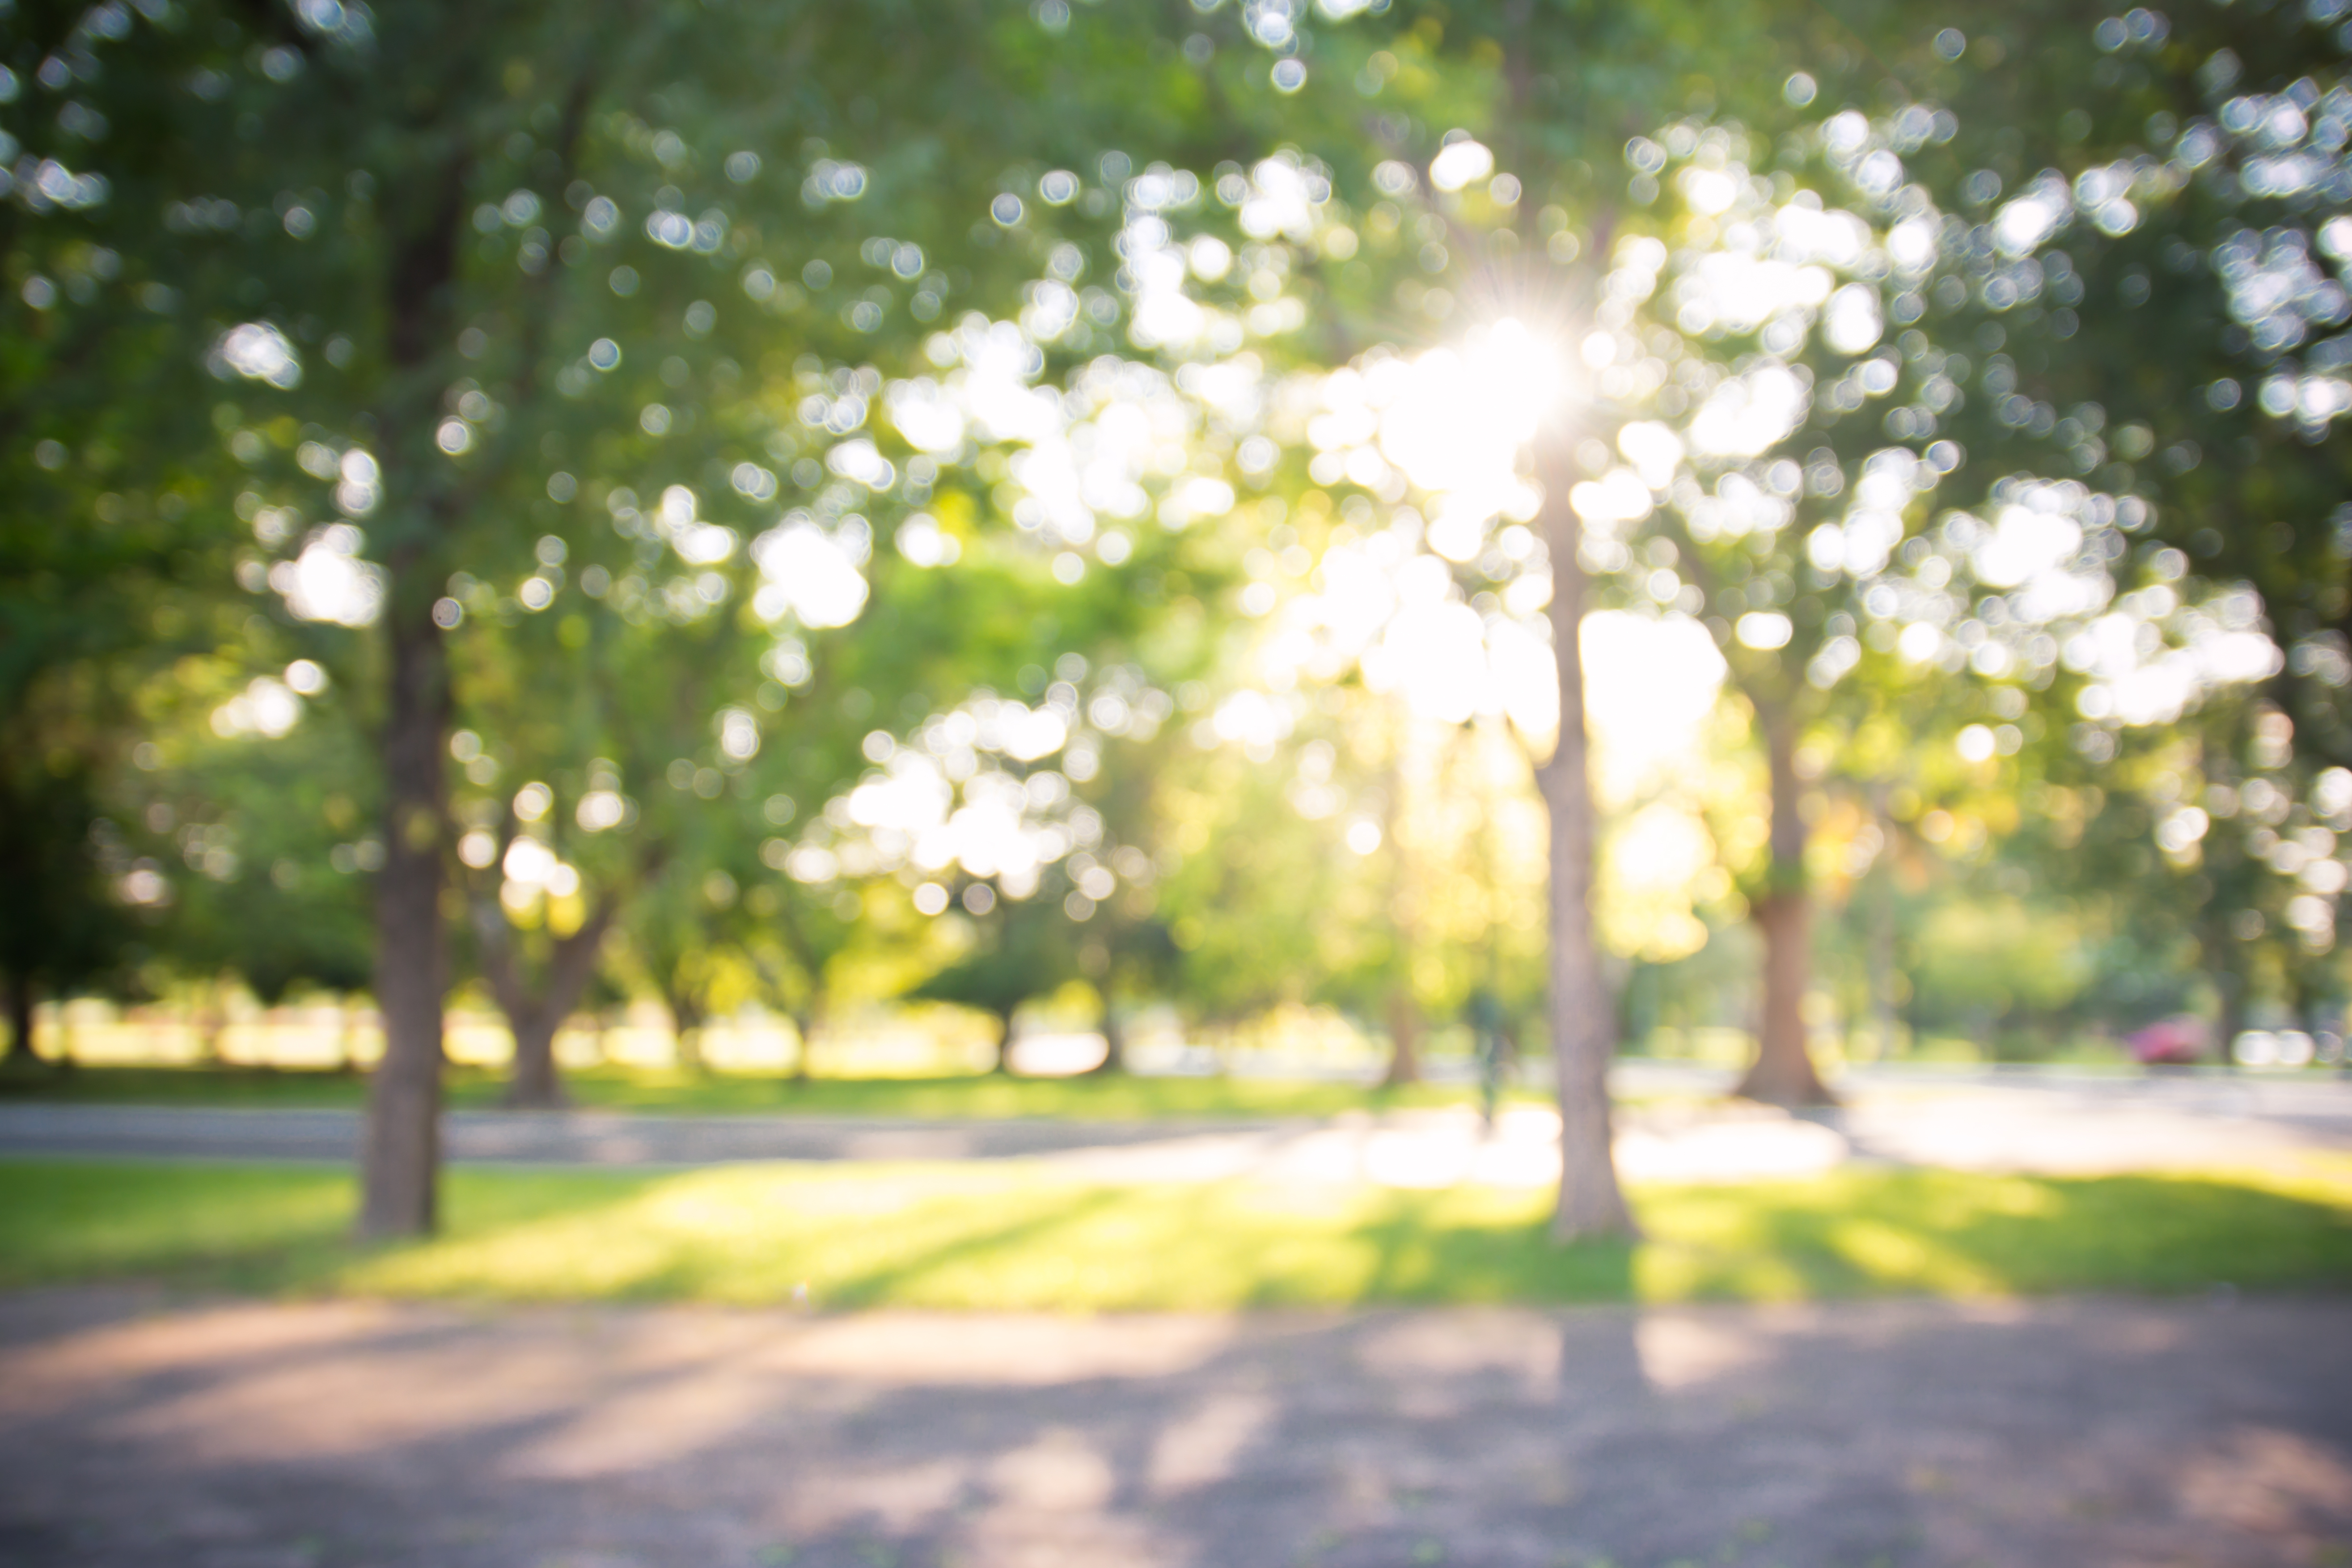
[3,1157,2346,1311]
[0,1061,1553,1120]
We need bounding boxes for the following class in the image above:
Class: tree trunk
[1379,732,1422,1088]
[1088,995,1126,1075]
[3,973,34,1063]
[667,987,706,1076]
[1380,985,1421,1088]
[2215,957,2246,1071]
[1870,808,1899,1061]
[991,1007,1017,1074]
[791,1009,817,1081]
[198,978,228,1065]
[355,148,472,1239]
[506,1008,566,1108]
[359,586,450,1237]
[484,905,614,1110]
[1536,446,1635,1240]
[1734,706,1835,1107]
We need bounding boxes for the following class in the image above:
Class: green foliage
[1155,734,1366,1024]
[0,4,259,1035]
[120,669,378,1005]
[906,893,1079,1064]
[1908,898,2093,1029]
[13,0,2352,1129]
[0,765,132,1045]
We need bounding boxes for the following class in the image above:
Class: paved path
[1,1286,2346,1568]
[3,1071,2348,1186]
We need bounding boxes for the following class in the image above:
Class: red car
[2128,1016,2209,1066]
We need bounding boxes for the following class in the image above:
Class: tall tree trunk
[3,973,34,1063]
[359,586,450,1236]
[1381,986,1421,1088]
[1536,447,1635,1240]
[1734,705,1834,1106]
[990,1007,1016,1074]
[356,149,470,1238]
[1090,994,1126,1075]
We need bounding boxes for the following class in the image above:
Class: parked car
[2128,1015,2209,1067]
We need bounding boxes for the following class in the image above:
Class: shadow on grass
[0,1159,2344,1309]
[10,1227,2345,1568]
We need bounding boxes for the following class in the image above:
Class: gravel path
[1,1287,2345,1568]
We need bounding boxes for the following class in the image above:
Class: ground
[2,1287,2347,1568]
[3,1068,2349,1564]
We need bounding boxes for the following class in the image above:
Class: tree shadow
[26,1283,2352,1568]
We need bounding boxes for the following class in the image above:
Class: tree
[0,766,127,1063]
[1240,0,2344,1211]
[906,890,1077,1074]
[748,879,865,1081]
[155,0,1300,1230]
[118,651,378,1045]
[1154,724,1367,1045]
[1423,0,2344,1107]
[0,1,258,1063]
[1201,0,1829,1232]
[1042,666,1190,1077]
[815,562,1208,1071]
[620,868,736,1078]
[1911,4,2352,987]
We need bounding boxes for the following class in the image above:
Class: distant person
[1469,988,1512,1132]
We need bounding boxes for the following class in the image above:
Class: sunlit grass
[0,1061,1562,1120]
[2,1157,2346,1311]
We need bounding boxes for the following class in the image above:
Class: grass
[0,1061,1555,1120]
[2,1156,2347,1311]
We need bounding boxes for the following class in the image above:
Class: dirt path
[2,1287,2346,1568]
